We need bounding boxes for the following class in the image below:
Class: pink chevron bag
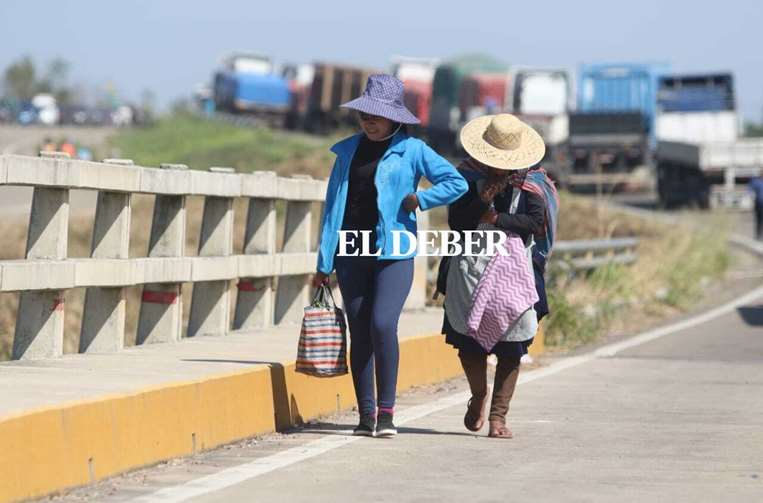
[465,233,538,351]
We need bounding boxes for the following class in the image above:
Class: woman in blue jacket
[313,74,467,438]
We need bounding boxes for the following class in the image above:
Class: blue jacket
[317,131,467,274]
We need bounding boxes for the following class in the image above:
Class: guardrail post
[136,163,187,345]
[80,159,133,352]
[13,151,70,359]
[234,177,277,329]
[275,176,312,325]
[188,167,235,337]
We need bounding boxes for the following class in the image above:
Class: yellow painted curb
[0,333,463,503]
[529,322,545,356]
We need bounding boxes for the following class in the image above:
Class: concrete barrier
[0,153,332,360]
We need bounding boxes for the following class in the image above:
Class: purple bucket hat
[341,74,421,125]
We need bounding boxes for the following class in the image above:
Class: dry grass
[543,198,730,350]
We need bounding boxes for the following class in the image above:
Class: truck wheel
[696,190,710,210]
[656,163,672,209]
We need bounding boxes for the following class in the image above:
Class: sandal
[488,420,513,439]
[463,392,489,432]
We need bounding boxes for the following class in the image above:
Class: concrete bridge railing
[0,153,429,360]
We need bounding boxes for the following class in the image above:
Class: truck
[428,54,508,153]
[281,63,315,130]
[565,62,670,188]
[31,94,60,126]
[459,73,510,122]
[302,62,378,133]
[654,73,762,209]
[212,53,292,124]
[565,111,651,188]
[391,56,438,130]
[506,68,570,181]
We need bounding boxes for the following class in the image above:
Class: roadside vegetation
[543,194,730,350]
[110,113,340,178]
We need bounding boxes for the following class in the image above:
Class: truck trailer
[654,73,761,209]
[303,62,378,133]
[656,139,763,209]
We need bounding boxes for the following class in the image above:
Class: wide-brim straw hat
[341,74,421,125]
[460,113,546,170]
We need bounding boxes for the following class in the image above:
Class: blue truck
[563,62,670,188]
[212,54,291,124]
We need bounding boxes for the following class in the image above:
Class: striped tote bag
[295,285,348,377]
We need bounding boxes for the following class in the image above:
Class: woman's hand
[479,207,498,225]
[312,272,329,289]
[402,193,419,213]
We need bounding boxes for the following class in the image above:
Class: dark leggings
[335,257,414,415]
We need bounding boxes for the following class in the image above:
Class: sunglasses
[357,111,383,122]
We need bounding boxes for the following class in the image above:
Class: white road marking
[132,284,763,503]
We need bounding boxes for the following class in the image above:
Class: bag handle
[311,284,337,309]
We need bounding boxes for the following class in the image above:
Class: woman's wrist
[403,193,419,212]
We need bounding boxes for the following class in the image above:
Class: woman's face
[357,112,395,141]
[508,168,529,186]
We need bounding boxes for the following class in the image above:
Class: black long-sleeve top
[341,135,391,232]
[447,179,545,241]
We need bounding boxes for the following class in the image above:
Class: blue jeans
[335,257,414,415]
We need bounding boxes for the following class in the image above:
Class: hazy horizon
[2,0,762,120]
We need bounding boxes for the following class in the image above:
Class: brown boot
[459,352,489,432]
[488,355,520,439]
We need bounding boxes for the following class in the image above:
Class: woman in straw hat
[443,113,558,439]
[313,74,467,438]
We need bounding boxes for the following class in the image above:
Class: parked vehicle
[459,73,509,121]
[507,68,571,181]
[392,56,437,129]
[654,73,759,209]
[86,107,115,126]
[17,101,38,125]
[577,62,670,139]
[509,68,569,117]
[565,111,651,188]
[564,62,669,189]
[111,105,134,127]
[282,63,315,130]
[31,94,60,126]
[59,105,90,125]
[303,62,378,133]
[213,53,291,123]
[428,54,508,152]
[655,73,737,142]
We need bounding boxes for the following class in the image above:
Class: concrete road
[52,284,763,503]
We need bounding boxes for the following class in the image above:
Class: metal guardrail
[551,237,639,272]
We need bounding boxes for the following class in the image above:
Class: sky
[1,0,762,120]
